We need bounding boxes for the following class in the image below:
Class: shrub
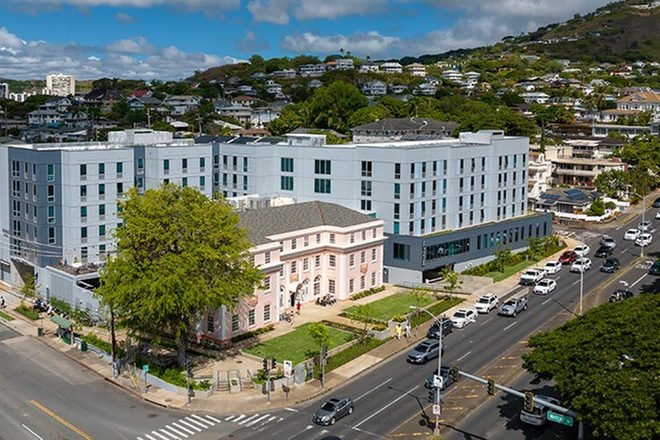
[16,304,40,320]
[391,314,408,323]
[315,337,388,378]
[79,333,126,357]
[321,320,361,334]
[231,324,275,343]
[372,322,388,331]
[147,365,211,390]
[351,285,386,300]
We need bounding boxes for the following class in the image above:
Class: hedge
[351,285,386,300]
[15,304,40,320]
[231,324,275,343]
[314,337,389,378]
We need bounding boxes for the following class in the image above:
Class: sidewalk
[0,235,583,415]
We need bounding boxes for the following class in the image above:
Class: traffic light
[263,357,269,371]
[523,391,534,412]
[450,365,460,383]
[271,357,277,369]
[487,377,495,396]
[428,389,436,403]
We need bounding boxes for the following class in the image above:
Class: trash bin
[80,340,88,352]
[37,327,44,337]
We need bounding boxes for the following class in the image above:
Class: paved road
[222,207,659,439]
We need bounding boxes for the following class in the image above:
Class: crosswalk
[136,413,284,439]
[137,414,221,440]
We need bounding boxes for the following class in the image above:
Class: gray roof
[351,118,459,133]
[238,201,378,245]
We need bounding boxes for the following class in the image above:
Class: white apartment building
[46,74,76,97]
[0,83,8,100]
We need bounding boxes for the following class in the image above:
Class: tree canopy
[97,184,261,366]
[522,295,660,440]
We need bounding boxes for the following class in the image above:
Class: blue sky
[0,0,610,81]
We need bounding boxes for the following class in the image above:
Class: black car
[425,366,454,390]
[650,261,660,276]
[609,289,633,302]
[313,397,354,425]
[653,197,660,208]
[600,257,621,273]
[426,319,454,339]
[594,246,613,258]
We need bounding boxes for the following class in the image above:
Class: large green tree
[522,295,660,440]
[97,184,261,366]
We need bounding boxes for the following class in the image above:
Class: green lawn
[343,292,436,322]
[483,259,539,282]
[0,310,14,321]
[244,323,356,365]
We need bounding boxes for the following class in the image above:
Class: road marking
[571,279,580,286]
[184,416,208,428]
[631,273,648,288]
[456,351,471,362]
[190,414,212,426]
[205,415,222,424]
[150,431,169,440]
[30,400,93,440]
[479,318,493,326]
[144,435,158,440]
[157,428,179,439]
[542,297,552,305]
[354,377,393,402]
[22,424,44,440]
[284,407,298,412]
[177,419,201,432]
[619,280,630,287]
[503,322,517,331]
[246,414,271,427]
[171,423,195,435]
[163,426,187,439]
[288,425,313,440]
[238,414,261,425]
[353,385,419,429]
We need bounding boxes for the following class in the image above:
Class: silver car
[313,396,354,425]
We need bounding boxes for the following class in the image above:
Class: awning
[50,315,73,329]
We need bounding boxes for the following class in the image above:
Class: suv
[425,366,453,390]
[594,245,613,258]
[474,293,499,314]
[653,197,660,208]
[519,269,545,285]
[520,395,561,426]
[650,260,660,275]
[559,251,578,265]
[499,295,528,317]
[426,319,454,339]
[407,339,444,364]
[600,235,616,249]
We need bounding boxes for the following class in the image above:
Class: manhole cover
[148,413,158,418]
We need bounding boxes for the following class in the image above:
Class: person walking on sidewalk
[296,301,302,315]
[395,323,402,340]
[404,321,411,339]
[0,296,5,309]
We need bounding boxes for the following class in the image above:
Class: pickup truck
[519,268,546,286]
[499,294,528,317]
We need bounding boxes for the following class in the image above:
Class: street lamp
[411,305,443,436]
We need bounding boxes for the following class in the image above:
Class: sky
[0,0,612,81]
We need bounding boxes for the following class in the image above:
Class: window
[81,247,88,261]
[349,279,355,293]
[116,182,124,195]
[47,185,55,202]
[263,276,271,290]
[232,314,239,332]
[182,158,188,170]
[79,164,86,177]
[264,304,271,322]
[424,237,471,261]
[316,233,321,244]
[329,255,336,267]
[315,255,321,267]
[80,206,87,218]
[328,279,336,294]
[371,272,377,286]
[361,161,372,177]
[199,176,205,187]
[350,233,355,244]
[48,227,55,244]
[137,158,144,171]
[394,163,401,179]
[98,163,105,175]
[163,159,170,171]
[361,200,372,210]
[80,185,87,197]
[361,181,372,196]
[265,251,271,264]
[11,181,20,197]
[47,164,55,181]
[303,257,309,271]
[243,176,248,191]
[304,236,309,247]
[372,248,377,261]
[314,159,331,175]
[360,275,366,290]
[81,226,88,239]
[349,254,355,267]
[291,238,297,250]
[206,315,214,332]
[281,176,293,191]
[394,183,400,199]
[116,162,123,174]
[47,206,55,223]
[361,251,366,264]
[11,161,19,177]
[329,233,335,244]
[290,261,297,274]
[199,157,205,169]
[393,243,410,261]
[99,204,105,216]
[182,177,188,187]
[281,157,294,172]
[314,276,321,296]
[314,178,331,194]
[248,309,255,326]
[98,184,105,196]
[243,157,248,172]
[99,225,106,237]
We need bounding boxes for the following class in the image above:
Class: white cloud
[247,0,291,25]
[282,31,400,56]
[115,12,135,24]
[0,28,243,80]
[3,0,239,9]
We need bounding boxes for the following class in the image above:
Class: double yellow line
[30,400,94,440]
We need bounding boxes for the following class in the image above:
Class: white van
[520,395,561,426]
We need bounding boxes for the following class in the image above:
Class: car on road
[313,397,354,425]
[558,251,578,265]
[654,197,660,208]
[424,366,453,390]
[600,257,621,273]
[570,258,592,273]
[543,261,562,274]
[638,220,652,232]
[594,245,613,258]
[650,260,660,275]
[520,395,561,426]
[450,308,478,328]
[533,278,557,295]
[407,339,444,364]
[499,295,528,317]
[656,210,660,220]
[609,289,633,303]
[624,228,642,241]
[519,268,546,285]
[426,319,454,339]
[474,293,500,314]
[635,233,652,247]
[600,235,616,249]
[573,245,590,257]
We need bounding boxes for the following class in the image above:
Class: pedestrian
[0,296,5,309]
[404,321,411,339]
[395,323,402,340]
[296,301,301,315]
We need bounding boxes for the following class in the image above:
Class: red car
[559,251,578,265]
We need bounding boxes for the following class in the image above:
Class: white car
[635,233,652,247]
[474,293,499,314]
[638,220,652,232]
[543,261,562,275]
[533,278,557,295]
[624,229,642,241]
[570,258,592,273]
[573,245,590,257]
[450,309,478,328]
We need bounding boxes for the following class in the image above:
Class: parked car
[638,220,652,232]
[519,268,546,285]
[600,257,621,273]
[594,246,613,258]
[654,197,660,208]
[520,395,561,426]
[499,295,528,317]
[543,261,562,275]
[650,260,660,275]
[407,339,444,364]
[558,251,578,265]
[450,309,478,328]
[474,293,500,314]
[570,258,592,273]
[600,235,617,249]
[426,319,454,339]
[573,245,590,257]
[624,228,642,241]
[609,289,633,303]
[635,233,652,247]
[425,366,453,390]
[533,278,557,295]
[313,397,354,425]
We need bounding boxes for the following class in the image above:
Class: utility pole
[321,344,327,389]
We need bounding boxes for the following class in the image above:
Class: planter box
[370,328,390,340]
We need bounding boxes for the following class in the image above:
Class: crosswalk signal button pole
[524,391,534,412]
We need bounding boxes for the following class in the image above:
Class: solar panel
[539,193,560,200]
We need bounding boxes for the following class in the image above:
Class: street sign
[283,360,293,378]
[547,411,574,427]
[433,375,444,389]
[432,404,441,415]
[142,364,149,372]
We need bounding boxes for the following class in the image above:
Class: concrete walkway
[0,234,584,415]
